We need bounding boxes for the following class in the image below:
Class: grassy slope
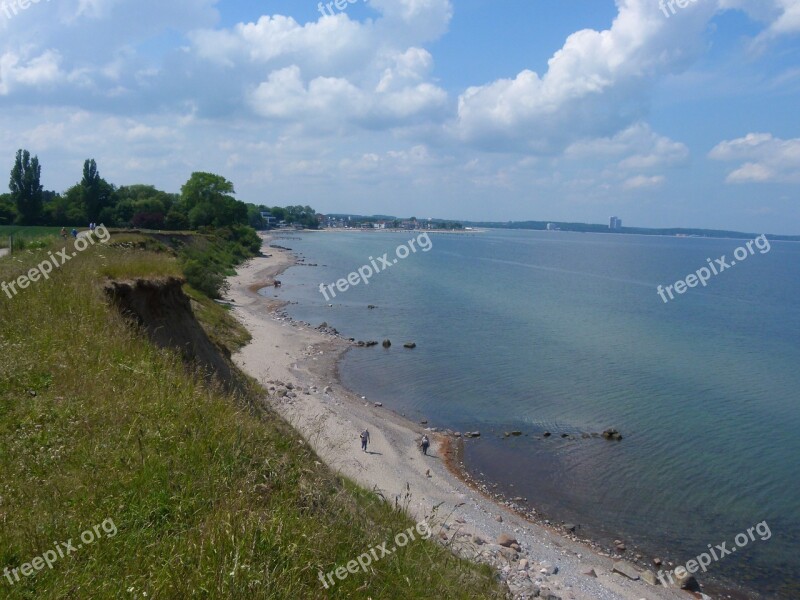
[0,226,65,249]
[0,234,503,599]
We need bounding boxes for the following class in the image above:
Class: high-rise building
[609,216,622,230]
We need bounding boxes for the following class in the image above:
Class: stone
[641,570,658,585]
[583,568,597,578]
[403,342,417,349]
[511,431,522,436]
[652,557,662,566]
[674,569,699,591]
[497,534,517,547]
[472,535,486,545]
[612,560,640,580]
[382,339,391,348]
[499,547,518,560]
[563,523,576,532]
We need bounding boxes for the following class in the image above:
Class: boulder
[602,428,623,440]
[497,534,518,548]
[382,339,391,348]
[539,561,557,575]
[612,561,640,580]
[641,570,658,586]
[403,342,417,349]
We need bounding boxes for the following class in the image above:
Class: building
[609,216,622,230]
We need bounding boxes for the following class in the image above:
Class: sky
[0,0,798,233]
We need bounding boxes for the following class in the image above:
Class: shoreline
[226,233,694,600]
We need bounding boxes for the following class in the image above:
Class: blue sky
[0,0,798,233]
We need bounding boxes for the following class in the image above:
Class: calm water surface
[270,229,800,598]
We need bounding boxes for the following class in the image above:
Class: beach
[226,234,693,600]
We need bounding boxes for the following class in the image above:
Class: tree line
[0,149,319,231]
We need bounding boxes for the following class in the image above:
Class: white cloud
[450,0,719,152]
[0,50,63,95]
[719,0,800,39]
[709,133,800,182]
[623,174,665,189]
[565,123,689,169]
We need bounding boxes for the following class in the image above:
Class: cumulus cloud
[450,0,723,152]
[0,50,63,95]
[565,123,689,169]
[709,133,800,182]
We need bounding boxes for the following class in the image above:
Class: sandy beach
[227,234,693,600]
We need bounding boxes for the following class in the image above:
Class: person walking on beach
[421,435,430,456]
[360,429,370,453]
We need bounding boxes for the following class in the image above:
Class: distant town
[260,211,466,231]
[259,210,798,242]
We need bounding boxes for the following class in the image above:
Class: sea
[265,228,800,599]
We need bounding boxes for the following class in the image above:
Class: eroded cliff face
[104,277,239,390]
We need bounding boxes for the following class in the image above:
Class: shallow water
[271,229,800,598]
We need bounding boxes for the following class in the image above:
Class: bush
[183,258,228,299]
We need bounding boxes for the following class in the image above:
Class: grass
[0,226,65,249]
[0,234,504,599]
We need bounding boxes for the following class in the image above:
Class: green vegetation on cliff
[0,231,502,599]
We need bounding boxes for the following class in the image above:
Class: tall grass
[0,235,503,599]
[0,226,65,249]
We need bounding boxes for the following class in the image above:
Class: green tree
[180,172,247,228]
[80,159,114,222]
[0,192,16,225]
[9,149,43,225]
